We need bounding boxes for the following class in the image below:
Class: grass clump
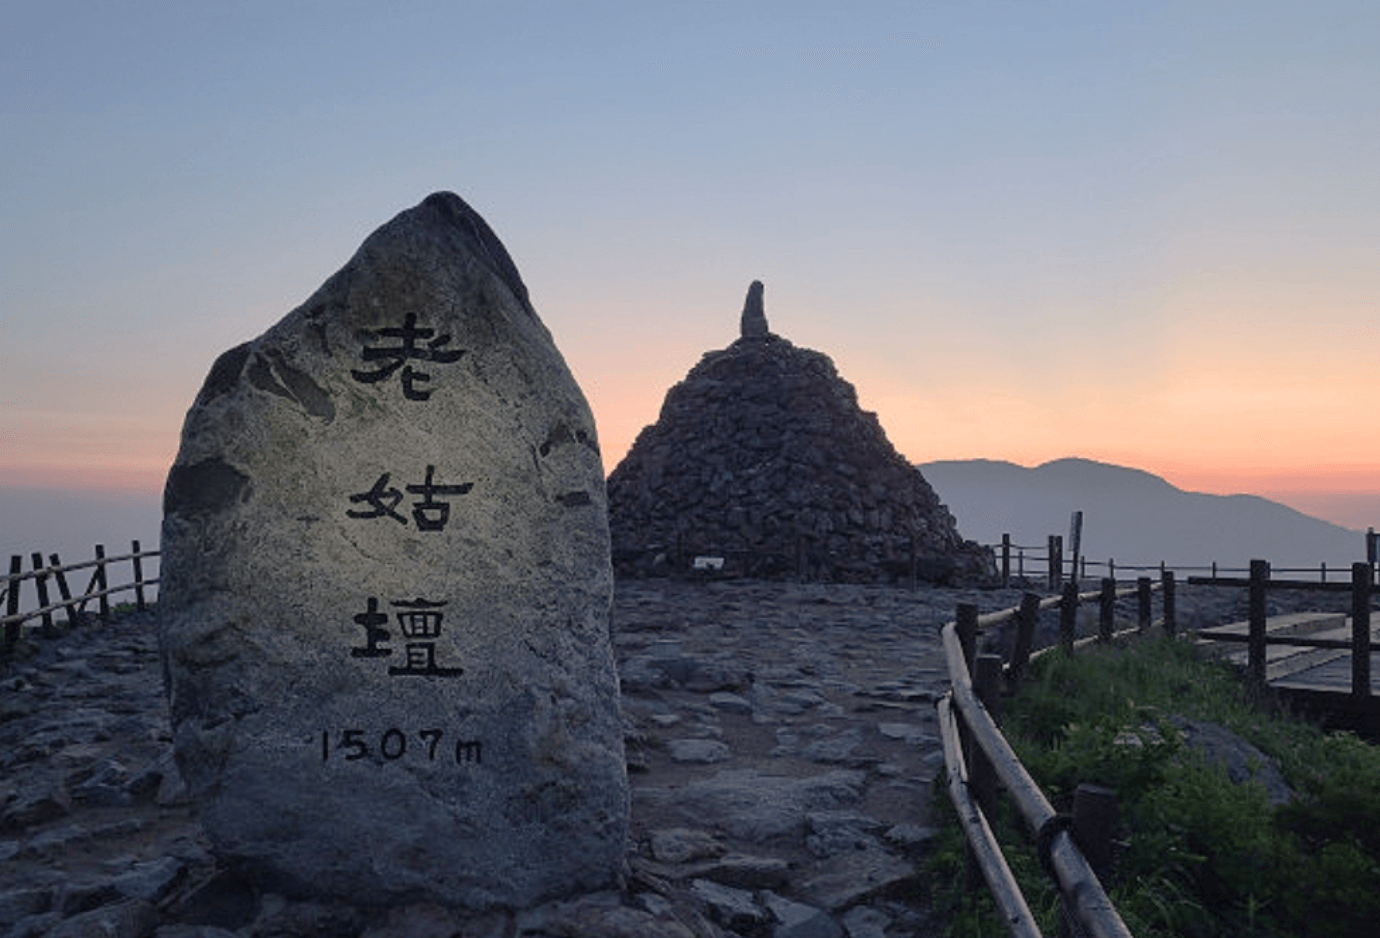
[929,636,1380,938]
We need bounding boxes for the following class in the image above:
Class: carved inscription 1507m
[325,314,482,768]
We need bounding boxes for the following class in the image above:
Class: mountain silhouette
[917,457,1368,573]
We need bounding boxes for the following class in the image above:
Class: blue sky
[2,1,1377,548]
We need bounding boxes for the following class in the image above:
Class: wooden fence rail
[1,541,160,653]
[936,576,1173,938]
[995,530,1378,592]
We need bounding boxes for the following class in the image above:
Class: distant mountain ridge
[2,463,1369,580]
[917,457,1368,572]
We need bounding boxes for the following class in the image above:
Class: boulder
[1173,718,1294,806]
[158,192,627,908]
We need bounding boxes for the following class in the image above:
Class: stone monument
[158,192,627,908]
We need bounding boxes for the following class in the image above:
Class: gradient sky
[3,1,1377,533]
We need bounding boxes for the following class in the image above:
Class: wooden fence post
[1001,534,1011,588]
[1048,535,1063,592]
[4,555,21,651]
[1099,578,1116,642]
[1060,580,1078,654]
[1248,560,1269,691]
[956,603,979,677]
[31,553,56,638]
[1137,577,1152,632]
[132,540,147,611]
[1007,592,1043,683]
[975,654,1003,726]
[1068,511,1083,589]
[1352,562,1372,700]
[49,553,80,627]
[94,544,110,620]
[972,654,1004,816]
[1161,569,1176,637]
[1073,783,1117,881]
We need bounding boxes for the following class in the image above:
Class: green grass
[928,636,1380,938]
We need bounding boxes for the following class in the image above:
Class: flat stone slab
[667,738,732,763]
[634,769,866,843]
[877,722,931,745]
[762,891,843,938]
[798,846,919,911]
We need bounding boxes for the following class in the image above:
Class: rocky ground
[0,577,1320,938]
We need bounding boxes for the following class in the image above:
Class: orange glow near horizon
[0,407,178,495]
[4,334,1375,506]
[4,318,1374,526]
[8,382,1366,502]
[588,368,1379,504]
[0,461,171,496]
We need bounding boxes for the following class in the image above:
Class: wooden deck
[1197,612,1380,735]
[1271,651,1380,695]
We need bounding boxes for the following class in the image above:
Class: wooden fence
[995,528,1379,592]
[1,541,160,653]
[937,575,1174,938]
[1189,559,1378,702]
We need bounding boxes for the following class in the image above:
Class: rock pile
[607,282,993,584]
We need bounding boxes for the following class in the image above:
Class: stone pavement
[1,578,1145,937]
[614,579,1036,937]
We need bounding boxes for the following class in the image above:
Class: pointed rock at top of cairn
[739,280,769,339]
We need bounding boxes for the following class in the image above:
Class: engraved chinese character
[346,466,473,531]
[350,597,393,658]
[387,598,463,677]
[351,312,466,401]
[347,597,463,678]
[346,473,407,525]
[406,465,474,531]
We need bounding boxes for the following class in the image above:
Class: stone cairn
[607,281,993,584]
